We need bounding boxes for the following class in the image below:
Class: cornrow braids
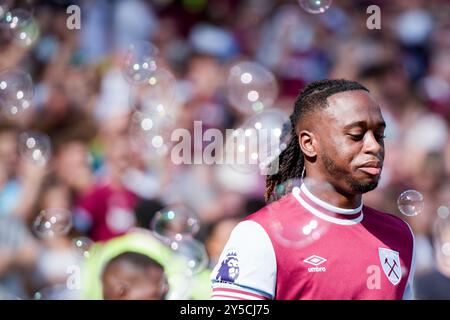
[265,79,369,202]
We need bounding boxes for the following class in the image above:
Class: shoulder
[225,220,274,253]
[363,205,414,240]
[245,194,299,225]
[210,220,277,299]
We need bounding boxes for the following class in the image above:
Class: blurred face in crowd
[54,141,92,191]
[106,136,132,176]
[41,184,72,210]
[187,55,222,99]
[0,130,18,173]
[102,259,167,300]
[303,90,386,197]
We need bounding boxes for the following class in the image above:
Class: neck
[303,177,362,209]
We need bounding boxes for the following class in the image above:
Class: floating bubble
[3,9,40,47]
[33,208,72,238]
[227,61,278,114]
[0,1,12,20]
[442,242,450,256]
[72,237,94,259]
[121,41,159,85]
[18,131,51,166]
[150,205,200,242]
[0,68,34,117]
[131,68,177,112]
[269,215,327,249]
[168,237,208,276]
[128,109,174,160]
[298,0,332,14]
[267,178,334,249]
[165,273,194,300]
[437,205,449,220]
[225,108,290,175]
[397,190,424,217]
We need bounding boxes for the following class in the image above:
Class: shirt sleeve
[210,220,277,300]
[403,222,416,300]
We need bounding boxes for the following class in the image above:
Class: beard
[321,152,379,194]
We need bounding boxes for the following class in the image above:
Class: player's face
[315,90,385,195]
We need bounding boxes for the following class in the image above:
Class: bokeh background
[1,0,450,300]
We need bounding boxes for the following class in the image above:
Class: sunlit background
[0,0,450,300]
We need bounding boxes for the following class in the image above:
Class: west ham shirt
[211,183,415,300]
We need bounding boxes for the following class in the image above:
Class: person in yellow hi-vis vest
[80,229,212,300]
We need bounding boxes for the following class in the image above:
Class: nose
[363,131,384,158]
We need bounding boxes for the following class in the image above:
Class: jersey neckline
[291,184,364,225]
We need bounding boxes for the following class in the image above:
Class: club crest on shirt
[216,252,240,283]
[378,248,402,285]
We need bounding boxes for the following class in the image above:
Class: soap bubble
[397,190,424,217]
[128,109,175,159]
[0,1,12,20]
[227,61,278,115]
[72,237,94,259]
[168,237,208,276]
[298,0,332,14]
[150,205,200,242]
[225,108,290,175]
[0,68,34,117]
[121,41,159,85]
[33,208,72,238]
[4,9,40,46]
[18,132,51,166]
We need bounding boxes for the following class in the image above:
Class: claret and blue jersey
[211,183,415,300]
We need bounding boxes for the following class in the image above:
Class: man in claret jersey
[211,79,415,300]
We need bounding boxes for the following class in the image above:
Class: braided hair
[265,79,369,202]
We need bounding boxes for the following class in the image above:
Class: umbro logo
[303,255,327,272]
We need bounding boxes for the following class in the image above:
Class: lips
[359,167,381,175]
[358,161,382,176]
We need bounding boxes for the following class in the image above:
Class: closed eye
[348,134,364,141]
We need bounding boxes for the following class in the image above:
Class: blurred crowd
[0,0,450,299]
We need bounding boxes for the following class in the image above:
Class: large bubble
[4,9,40,47]
[167,237,208,277]
[397,190,424,217]
[298,0,332,14]
[0,68,34,117]
[18,131,51,166]
[267,178,335,250]
[121,41,159,85]
[150,205,200,242]
[128,108,175,160]
[225,108,291,175]
[72,237,94,259]
[33,208,72,238]
[227,61,278,115]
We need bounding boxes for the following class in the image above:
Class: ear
[298,130,317,158]
[161,274,170,299]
